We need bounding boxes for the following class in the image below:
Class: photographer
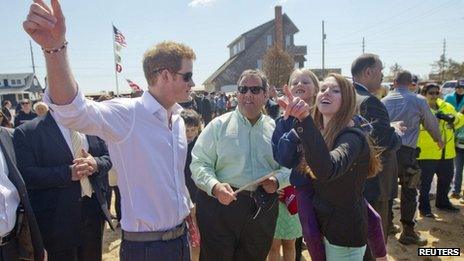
[444,79,464,201]
[417,83,464,218]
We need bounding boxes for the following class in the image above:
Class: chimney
[274,6,284,49]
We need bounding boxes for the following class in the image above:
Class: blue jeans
[324,237,366,261]
[453,148,464,194]
[120,233,190,261]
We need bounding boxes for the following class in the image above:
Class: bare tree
[262,46,294,89]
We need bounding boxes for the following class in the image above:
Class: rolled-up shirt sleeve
[190,122,220,196]
[44,88,133,143]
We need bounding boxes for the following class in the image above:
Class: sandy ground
[102,195,464,261]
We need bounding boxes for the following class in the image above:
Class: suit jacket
[265,99,280,120]
[354,83,401,201]
[13,112,113,252]
[0,127,44,261]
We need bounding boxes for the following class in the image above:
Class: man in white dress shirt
[24,0,195,260]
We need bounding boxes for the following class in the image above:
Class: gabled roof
[205,14,301,86]
[203,56,239,85]
[0,73,42,93]
[227,14,298,48]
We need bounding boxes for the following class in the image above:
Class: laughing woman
[280,74,382,260]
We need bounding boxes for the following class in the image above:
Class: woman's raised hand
[277,84,310,121]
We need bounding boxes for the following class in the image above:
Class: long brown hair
[301,73,382,178]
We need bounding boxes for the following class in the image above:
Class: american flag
[126,79,142,92]
[113,25,127,47]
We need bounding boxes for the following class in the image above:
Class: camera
[435,112,455,124]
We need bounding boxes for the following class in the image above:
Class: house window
[233,45,238,55]
[286,35,291,46]
[239,40,244,52]
[16,79,22,85]
[257,60,263,69]
[294,62,300,69]
[267,35,272,46]
[11,79,16,85]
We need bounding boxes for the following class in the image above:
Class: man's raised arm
[24,0,77,105]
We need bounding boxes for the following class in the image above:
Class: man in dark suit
[13,112,113,261]
[351,54,402,260]
[0,127,45,261]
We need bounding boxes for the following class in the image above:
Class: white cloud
[188,0,217,7]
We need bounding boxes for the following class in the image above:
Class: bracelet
[42,41,68,54]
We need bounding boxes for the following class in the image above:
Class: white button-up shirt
[55,121,89,155]
[45,90,192,232]
[0,147,20,236]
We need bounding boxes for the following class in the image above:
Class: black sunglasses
[154,68,192,82]
[238,86,265,95]
[427,91,440,95]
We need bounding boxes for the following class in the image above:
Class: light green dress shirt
[190,109,290,196]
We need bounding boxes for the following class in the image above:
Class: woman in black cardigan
[278,73,382,260]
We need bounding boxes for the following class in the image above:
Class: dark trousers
[295,237,303,261]
[0,239,19,261]
[196,190,278,261]
[418,159,454,214]
[397,146,419,227]
[453,148,464,194]
[120,234,189,261]
[48,196,105,261]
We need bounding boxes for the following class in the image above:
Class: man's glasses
[154,68,193,82]
[21,102,30,105]
[237,86,265,95]
[427,91,440,95]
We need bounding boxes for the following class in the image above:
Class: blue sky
[2,0,464,94]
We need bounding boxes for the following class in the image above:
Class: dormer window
[10,79,22,86]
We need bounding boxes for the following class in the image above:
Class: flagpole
[112,22,120,97]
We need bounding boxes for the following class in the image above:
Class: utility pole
[441,38,446,81]
[322,20,326,78]
[29,40,36,75]
[362,37,365,54]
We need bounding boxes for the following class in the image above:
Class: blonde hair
[301,73,382,178]
[288,68,320,106]
[143,41,196,86]
[33,102,49,115]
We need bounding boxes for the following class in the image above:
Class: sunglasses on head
[237,86,265,94]
[154,68,193,82]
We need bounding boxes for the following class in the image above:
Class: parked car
[441,80,458,96]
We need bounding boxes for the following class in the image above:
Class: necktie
[70,130,93,197]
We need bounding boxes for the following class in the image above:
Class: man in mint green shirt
[191,69,290,260]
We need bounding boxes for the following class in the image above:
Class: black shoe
[450,193,461,199]
[398,229,428,246]
[436,204,460,213]
[420,211,437,218]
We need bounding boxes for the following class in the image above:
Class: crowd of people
[0,1,461,261]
